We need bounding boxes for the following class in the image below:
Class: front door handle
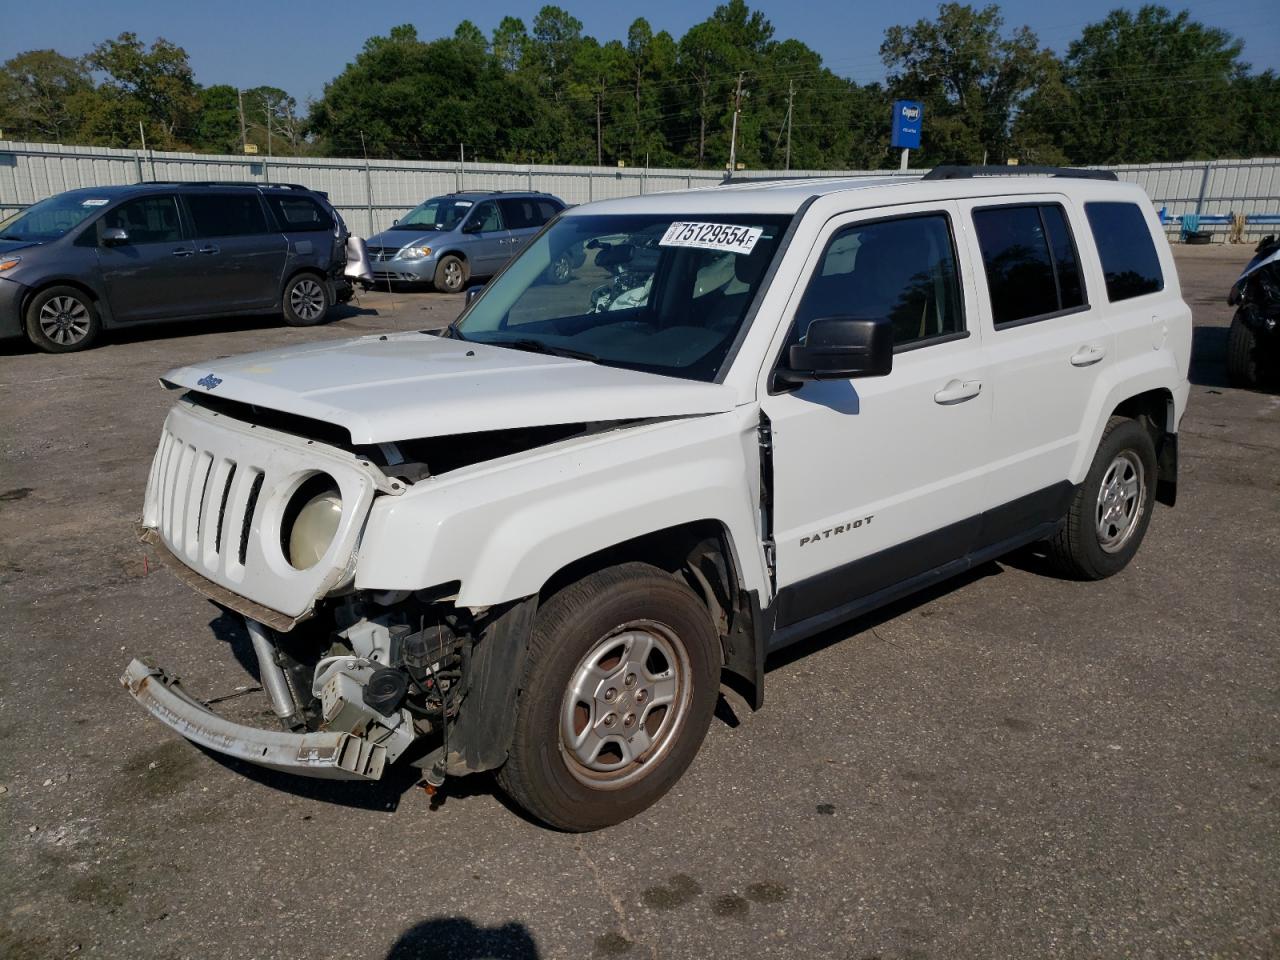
[197,245,220,255]
[1070,344,1107,366]
[933,379,983,405]
[171,247,194,257]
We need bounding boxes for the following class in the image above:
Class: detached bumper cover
[120,658,387,781]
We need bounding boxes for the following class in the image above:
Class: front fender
[354,407,769,608]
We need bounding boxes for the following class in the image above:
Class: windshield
[455,213,791,382]
[0,193,110,242]
[392,196,475,231]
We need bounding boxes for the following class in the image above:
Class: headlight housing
[282,475,343,570]
[398,245,432,261]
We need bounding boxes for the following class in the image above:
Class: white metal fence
[2,140,1277,240]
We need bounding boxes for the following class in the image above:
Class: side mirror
[101,226,130,246]
[781,317,894,383]
[392,218,399,226]
[464,284,485,307]
[461,219,482,235]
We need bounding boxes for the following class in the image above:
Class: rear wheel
[1047,416,1157,580]
[1226,311,1261,388]
[497,562,720,831]
[24,285,100,353]
[282,273,331,326]
[434,255,467,293]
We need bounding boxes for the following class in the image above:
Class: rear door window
[1085,202,1164,301]
[103,196,183,244]
[265,196,334,233]
[536,199,563,223]
[973,203,1087,327]
[185,193,269,237]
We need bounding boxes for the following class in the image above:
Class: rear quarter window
[1085,201,1164,301]
[266,196,333,233]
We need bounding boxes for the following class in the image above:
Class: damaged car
[124,167,1191,830]
[1226,234,1280,389]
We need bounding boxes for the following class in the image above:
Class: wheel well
[537,521,762,705]
[1111,387,1177,506]
[1111,387,1173,439]
[21,279,106,328]
[283,266,325,289]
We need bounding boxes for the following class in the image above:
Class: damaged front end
[122,563,537,785]
[121,392,574,785]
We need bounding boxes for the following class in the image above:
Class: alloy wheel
[38,296,91,346]
[289,279,326,321]
[559,620,692,789]
[1096,451,1146,553]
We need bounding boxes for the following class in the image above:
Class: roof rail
[144,180,313,190]
[922,165,1118,182]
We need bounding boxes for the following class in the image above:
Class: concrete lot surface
[1,248,1277,959]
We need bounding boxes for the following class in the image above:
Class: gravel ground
[0,247,1276,960]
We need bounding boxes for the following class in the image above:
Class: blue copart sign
[891,100,923,149]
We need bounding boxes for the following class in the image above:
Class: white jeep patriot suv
[123,166,1191,831]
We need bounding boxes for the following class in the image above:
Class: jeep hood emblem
[196,374,223,390]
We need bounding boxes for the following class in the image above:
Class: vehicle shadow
[385,917,540,960]
[1189,324,1229,388]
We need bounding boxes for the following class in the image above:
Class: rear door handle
[1070,344,1107,366]
[933,379,982,405]
[197,245,220,255]
[171,247,194,257]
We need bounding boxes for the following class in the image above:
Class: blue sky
[4,0,1277,106]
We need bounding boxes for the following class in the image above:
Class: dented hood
[162,331,738,444]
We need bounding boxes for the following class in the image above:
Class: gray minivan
[0,182,350,353]
[365,190,567,292]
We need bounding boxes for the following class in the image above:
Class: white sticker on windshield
[81,199,109,207]
[454,200,473,207]
[659,222,763,255]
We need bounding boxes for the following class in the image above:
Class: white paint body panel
[161,333,736,445]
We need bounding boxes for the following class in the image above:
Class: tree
[192,83,241,153]
[881,3,1054,165]
[0,49,93,143]
[527,6,584,101]
[82,33,200,147]
[1054,5,1246,163]
[1230,71,1280,158]
[492,17,529,73]
[453,20,487,54]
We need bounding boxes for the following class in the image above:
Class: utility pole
[237,88,247,152]
[596,86,603,167]
[360,129,373,235]
[728,71,745,174]
[264,94,273,157]
[784,79,795,171]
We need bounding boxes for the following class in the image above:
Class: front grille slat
[200,458,233,570]
[219,465,262,579]
[184,450,214,558]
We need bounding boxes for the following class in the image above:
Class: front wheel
[282,274,331,326]
[497,563,720,831]
[434,255,467,293]
[25,285,100,353]
[1047,416,1157,580]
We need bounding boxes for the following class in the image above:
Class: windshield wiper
[504,338,599,363]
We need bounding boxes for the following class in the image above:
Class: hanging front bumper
[120,658,387,781]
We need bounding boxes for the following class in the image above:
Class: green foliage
[1,3,1275,166]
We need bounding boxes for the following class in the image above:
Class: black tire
[497,562,720,831]
[24,285,100,353]
[282,273,332,327]
[1047,416,1157,581]
[1225,311,1261,388]
[433,255,468,293]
